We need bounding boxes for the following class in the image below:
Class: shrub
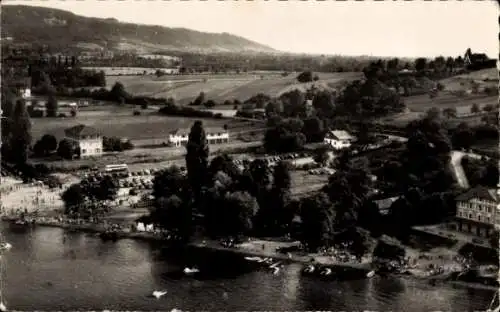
[297,71,314,83]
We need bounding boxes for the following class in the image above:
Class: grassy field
[438,68,498,92]
[31,106,260,144]
[106,72,364,105]
[404,93,497,112]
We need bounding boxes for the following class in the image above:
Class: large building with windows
[64,124,103,158]
[453,185,500,238]
[168,127,229,147]
[323,130,356,150]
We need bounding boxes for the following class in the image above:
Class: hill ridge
[1,5,276,54]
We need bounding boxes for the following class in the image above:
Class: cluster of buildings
[61,124,231,158]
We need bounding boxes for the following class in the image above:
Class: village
[1,3,499,309]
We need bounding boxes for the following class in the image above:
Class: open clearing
[106,72,364,105]
[404,93,497,112]
[438,68,498,91]
[31,106,260,145]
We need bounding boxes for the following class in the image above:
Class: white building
[64,124,103,158]
[453,185,500,238]
[20,88,31,99]
[168,127,229,147]
[324,130,356,150]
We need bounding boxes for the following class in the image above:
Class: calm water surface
[1,225,493,311]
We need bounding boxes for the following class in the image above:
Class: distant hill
[1,5,276,54]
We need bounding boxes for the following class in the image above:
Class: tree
[482,104,495,113]
[8,100,32,166]
[451,123,474,150]
[61,183,86,215]
[426,107,441,119]
[299,193,335,251]
[204,100,216,108]
[257,161,292,234]
[222,191,259,238]
[414,58,427,72]
[313,147,330,166]
[297,71,313,83]
[84,175,119,201]
[152,195,191,240]
[110,82,128,103]
[192,92,206,106]
[442,107,457,119]
[372,235,406,261]
[302,117,325,143]
[312,90,336,118]
[152,166,188,200]
[34,134,58,157]
[185,121,209,204]
[470,103,481,114]
[57,138,75,159]
[46,95,58,117]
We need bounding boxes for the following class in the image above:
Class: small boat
[269,261,282,269]
[321,268,332,276]
[152,290,167,299]
[272,267,280,275]
[183,267,200,275]
[366,270,376,278]
[303,265,315,273]
[244,256,263,262]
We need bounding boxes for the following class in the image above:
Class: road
[449,151,482,189]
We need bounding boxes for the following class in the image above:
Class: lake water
[0,224,493,311]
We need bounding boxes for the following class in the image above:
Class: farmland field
[30,107,260,144]
[438,68,498,91]
[404,93,497,112]
[106,72,364,105]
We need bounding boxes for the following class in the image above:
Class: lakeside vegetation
[2,41,498,265]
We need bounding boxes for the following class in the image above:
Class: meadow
[106,72,364,105]
[31,106,259,146]
[404,93,498,112]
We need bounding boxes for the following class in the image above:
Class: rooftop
[373,196,400,214]
[64,124,101,138]
[455,185,498,203]
[327,130,355,141]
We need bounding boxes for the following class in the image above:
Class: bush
[297,71,314,83]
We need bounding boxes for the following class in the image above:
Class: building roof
[455,185,498,203]
[373,196,400,212]
[327,130,355,141]
[169,127,228,137]
[64,124,100,138]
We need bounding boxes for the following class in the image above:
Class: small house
[323,130,356,150]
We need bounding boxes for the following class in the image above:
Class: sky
[4,0,499,58]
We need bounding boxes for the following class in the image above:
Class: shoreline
[2,217,497,291]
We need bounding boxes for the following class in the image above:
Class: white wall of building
[324,138,352,150]
[67,137,103,158]
[456,198,500,226]
[168,131,229,147]
[21,88,31,99]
